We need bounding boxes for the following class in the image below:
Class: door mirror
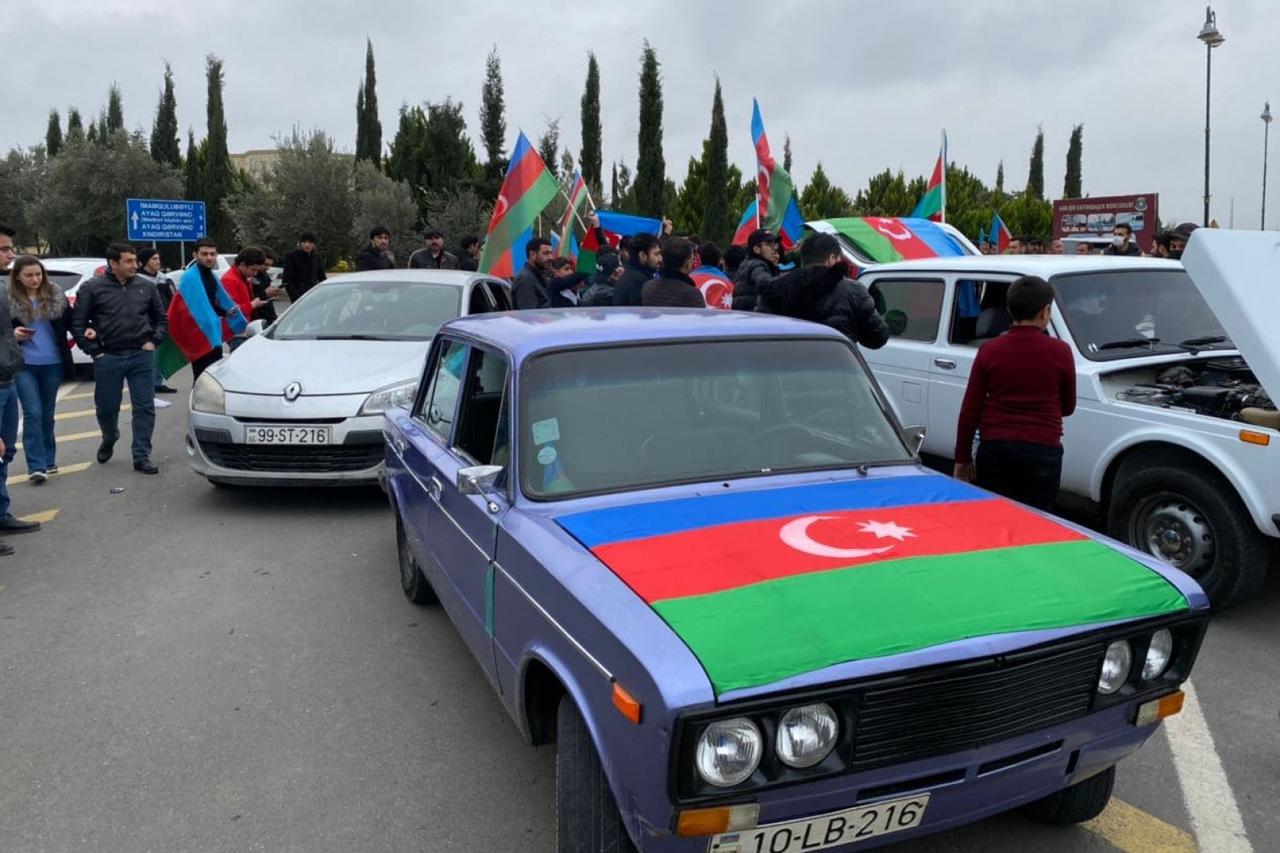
[458,464,503,496]
[902,425,927,456]
[244,319,266,338]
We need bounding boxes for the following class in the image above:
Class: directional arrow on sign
[131,212,139,230]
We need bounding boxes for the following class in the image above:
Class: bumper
[637,702,1157,852]
[186,402,386,487]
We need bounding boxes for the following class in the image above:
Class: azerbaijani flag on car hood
[556,475,1189,695]
[817,216,972,265]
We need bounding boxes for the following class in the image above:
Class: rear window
[47,272,83,294]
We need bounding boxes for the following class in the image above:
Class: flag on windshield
[479,132,560,278]
[911,131,947,222]
[751,99,805,249]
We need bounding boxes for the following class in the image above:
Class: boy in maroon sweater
[953,276,1076,511]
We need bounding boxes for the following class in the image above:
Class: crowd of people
[981,220,1200,259]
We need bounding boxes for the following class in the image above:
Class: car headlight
[359,379,418,416]
[776,703,839,769]
[191,372,225,414]
[1142,629,1174,680]
[695,717,763,787]
[1098,640,1132,694]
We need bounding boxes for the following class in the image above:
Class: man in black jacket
[512,237,554,309]
[408,229,459,269]
[642,238,706,308]
[732,229,781,310]
[281,232,326,301]
[355,226,395,271]
[757,233,890,349]
[71,242,168,474]
[611,233,662,306]
[456,236,481,272]
[1103,223,1142,257]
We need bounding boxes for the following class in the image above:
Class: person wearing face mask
[1103,223,1142,257]
[1167,222,1198,260]
[732,229,781,311]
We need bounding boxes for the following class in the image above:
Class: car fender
[1091,428,1274,534]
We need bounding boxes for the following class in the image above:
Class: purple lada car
[383,309,1208,852]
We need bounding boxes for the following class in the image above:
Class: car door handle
[429,476,443,501]
[934,358,957,370]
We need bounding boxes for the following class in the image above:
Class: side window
[417,339,469,442]
[484,281,513,311]
[870,279,945,342]
[467,284,493,315]
[949,280,1014,346]
[455,348,511,467]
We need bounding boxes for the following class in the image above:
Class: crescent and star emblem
[780,516,916,559]
[872,218,913,242]
[492,193,509,220]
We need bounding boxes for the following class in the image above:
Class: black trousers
[975,440,1064,512]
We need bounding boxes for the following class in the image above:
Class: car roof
[442,308,847,361]
[319,269,500,288]
[859,255,1185,277]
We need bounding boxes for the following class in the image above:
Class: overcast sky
[11,0,1278,228]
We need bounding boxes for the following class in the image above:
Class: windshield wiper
[1178,335,1232,350]
[1097,337,1163,351]
[314,334,398,341]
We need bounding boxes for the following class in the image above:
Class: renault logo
[283,381,303,402]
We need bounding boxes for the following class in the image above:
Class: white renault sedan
[185,269,512,486]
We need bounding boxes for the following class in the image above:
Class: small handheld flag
[991,212,1012,254]
[731,199,759,247]
[910,131,947,223]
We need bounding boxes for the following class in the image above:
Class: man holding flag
[751,100,805,250]
[158,238,247,381]
[479,132,560,280]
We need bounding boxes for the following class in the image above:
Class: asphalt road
[0,371,1274,852]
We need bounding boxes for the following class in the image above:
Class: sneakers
[27,471,47,485]
[133,460,160,475]
[96,439,116,464]
[154,398,173,409]
[46,465,58,474]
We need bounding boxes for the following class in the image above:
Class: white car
[857,240,1277,607]
[185,269,512,487]
[44,258,108,367]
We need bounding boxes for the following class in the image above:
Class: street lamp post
[1198,6,1225,227]
[1263,102,1273,229]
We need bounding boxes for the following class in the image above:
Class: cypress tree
[1026,127,1045,199]
[1063,124,1083,199]
[150,63,181,167]
[783,134,793,173]
[610,162,620,206]
[479,45,506,193]
[203,55,235,245]
[66,108,85,144]
[580,52,602,199]
[46,109,63,157]
[86,121,99,145]
[701,79,730,246]
[995,160,1005,194]
[184,129,203,202]
[538,118,560,181]
[106,84,124,134]
[634,41,666,218]
[355,39,381,166]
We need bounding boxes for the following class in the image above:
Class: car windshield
[520,339,912,499]
[1054,269,1230,361]
[271,280,461,341]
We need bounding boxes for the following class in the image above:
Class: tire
[1107,454,1269,608]
[396,514,437,605]
[555,696,637,853]
[1023,765,1115,825]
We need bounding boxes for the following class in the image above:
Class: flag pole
[940,129,948,225]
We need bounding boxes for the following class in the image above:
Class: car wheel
[396,515,437,605]
[555,695,637,853]
[1023,765,1114,825]
[1107,455,1268,607]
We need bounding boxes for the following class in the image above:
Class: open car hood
[1181,229,1280,402]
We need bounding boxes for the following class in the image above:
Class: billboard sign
[1053,193,1158,249]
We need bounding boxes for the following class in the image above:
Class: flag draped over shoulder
[479,132,560,278]
[751,99,805,249]
[158,264,245,377]
[911,131,947,222]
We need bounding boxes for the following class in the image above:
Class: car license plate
[244,425,332,445]
[708,794,929,853]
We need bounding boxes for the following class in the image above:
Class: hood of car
[1181,229,1280,402]
[214,335,429,396]
[554,471,1191,697]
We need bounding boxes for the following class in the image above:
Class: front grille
[199,441,383,473]
[850,642,1103,771]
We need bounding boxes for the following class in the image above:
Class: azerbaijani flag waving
[158,264,246,378]
[575,211,662,273]
[821,217,970,264]
[751,99,805,249]
[910,130,947,222]
[731,198,759,247]
[479,132,560,278]
[991,211,1013,253]
[557,475,1188,695]
[556,169,589,258]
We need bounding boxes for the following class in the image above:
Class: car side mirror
[458,464,504,496]
[903,425,927,456]
[244,319,266,338]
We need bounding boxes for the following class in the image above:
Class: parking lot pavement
[0,373,1269,851]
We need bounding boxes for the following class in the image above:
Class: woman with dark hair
[8,256,73,483]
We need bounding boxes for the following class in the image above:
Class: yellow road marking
[18,508,60,524]
[16,430,101,451]
[7,461,93,485]
[55,405,129,422]
[1084,798,1197,852]
[62,390,103,401]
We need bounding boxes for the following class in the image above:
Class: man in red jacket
[220,247,270,350]
[953,276,1076,511]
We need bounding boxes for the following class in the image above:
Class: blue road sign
[125,198,207,242]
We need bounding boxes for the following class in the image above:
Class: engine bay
[1110,357,1277,427]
